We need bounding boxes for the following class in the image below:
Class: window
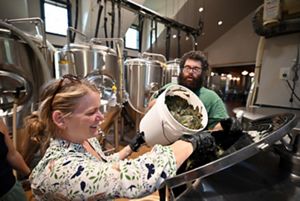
[125,26,139,50]
[41,0,70,36]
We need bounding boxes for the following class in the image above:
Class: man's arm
[0,119,31,177]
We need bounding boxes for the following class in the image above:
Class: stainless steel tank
[54,36,123,107]
[0,19,51,131]
[163,59,181,85]
[124,56,164,113]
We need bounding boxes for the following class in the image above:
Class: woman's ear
[52,111,66,129]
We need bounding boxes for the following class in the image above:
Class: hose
[150,18,154,52]
[103,0,109,46]
[138,14,144,51]
[110,0,115,48]
[117,0,121,38]
[95,0,103,38]
[72,0,79,42]
[165,26,171,60]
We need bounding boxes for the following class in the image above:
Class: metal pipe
[177,29,181,57]
[141,52,167,63]
[6,17,48,61]
[191,34,197,51]
[66,27,88,51]
[108,0,201,37]
[246,36,266,107]
[165,26,171,60]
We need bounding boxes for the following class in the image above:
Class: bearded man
[150,50,229,130]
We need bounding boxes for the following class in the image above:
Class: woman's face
[63,90,104,143]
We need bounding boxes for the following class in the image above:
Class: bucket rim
[162,84,208,132]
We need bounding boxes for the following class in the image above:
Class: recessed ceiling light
[218,20,223,26]
[199,7,204,12]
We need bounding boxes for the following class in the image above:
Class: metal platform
[177,149,300,201]
[162,112,298,201]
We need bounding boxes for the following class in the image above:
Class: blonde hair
[23,78,99,155]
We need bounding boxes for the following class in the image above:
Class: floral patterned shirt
[30,137,177,201]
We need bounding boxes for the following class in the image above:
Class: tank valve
[108,85,117,107]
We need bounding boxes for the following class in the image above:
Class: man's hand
[211,117,244,150]
[129,131,145,152]
[220,117,243,134]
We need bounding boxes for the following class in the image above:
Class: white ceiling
[142,0,263,58]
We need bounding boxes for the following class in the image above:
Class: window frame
[124,25,140,51]
[40,0,72,37]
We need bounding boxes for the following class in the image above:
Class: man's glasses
[49,74,81,111]
[183,65,202,73]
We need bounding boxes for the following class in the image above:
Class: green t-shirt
[151,84,228,129]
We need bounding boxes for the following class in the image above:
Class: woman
[0,119,31,201]
[27,74,215,200]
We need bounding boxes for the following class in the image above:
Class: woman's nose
[96,110,104,121]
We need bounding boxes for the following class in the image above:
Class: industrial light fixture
[199,7,204,12]
[241,70,248,76]
[249,72,255,77]
[172,34,177,39]
[217,20,223,26]
[195,42,198,45]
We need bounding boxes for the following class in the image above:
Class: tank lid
[125,58,163,66]
[92,44,116,54]
[166,58,181,64]
[63,43,90,50]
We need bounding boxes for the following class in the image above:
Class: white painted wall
[204,9,300,109]
[256,33,300,109]
[204,12,260,67]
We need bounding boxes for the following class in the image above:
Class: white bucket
[139,84,208,146]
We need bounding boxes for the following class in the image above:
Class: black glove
[129,131,145,152]
[211,117,244,150]
[179,130,216,154]
[220,117,243,134]
[178,131,217,171]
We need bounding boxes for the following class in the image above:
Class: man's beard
[178,72,204,92]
